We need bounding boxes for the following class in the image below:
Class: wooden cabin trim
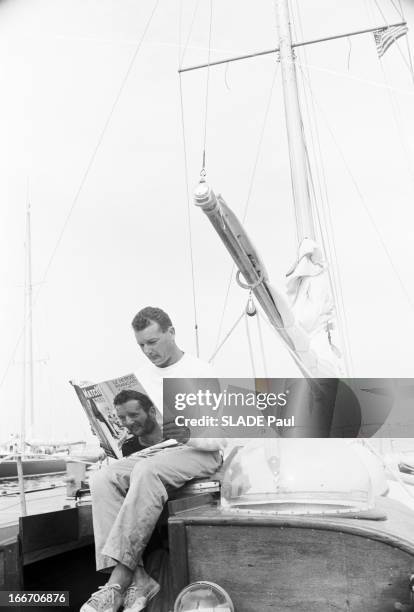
[169,513,414,557]
[168,499,414,609]
[168,496,414,558]
[168,520,188,597]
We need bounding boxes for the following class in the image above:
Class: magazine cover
[1,1,414,611]
[70,373,163,460]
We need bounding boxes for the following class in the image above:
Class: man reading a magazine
[82,306,226,612]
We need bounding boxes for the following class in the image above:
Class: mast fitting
[236,269,265,290]
[246,291,257,317]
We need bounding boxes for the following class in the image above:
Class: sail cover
[269,238,340,377]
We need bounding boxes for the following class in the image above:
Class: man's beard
[141,415,157,435]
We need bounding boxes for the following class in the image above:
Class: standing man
[81,307,225,612]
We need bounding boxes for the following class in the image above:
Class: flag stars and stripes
[373,23,409,58]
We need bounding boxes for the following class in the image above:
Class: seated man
[81,307,226,612]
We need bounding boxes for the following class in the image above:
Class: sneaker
[123,579,160,612]
[80,583,124,612]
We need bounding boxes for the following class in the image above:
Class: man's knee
[131,460,157,482]
[89,463,122,492]
[130,461,166,495]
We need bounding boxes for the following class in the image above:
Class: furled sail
[270,237,342,376]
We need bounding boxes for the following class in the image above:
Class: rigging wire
[242,63,280,225]
[224,62,231,90]
[256,312,269,378]
[0,0,161,391]
[178,0,202,69]
[292,0,353,376]
[177,0,215,355]
[377,59,414,189]
[257,311,315,379]
[212,271,236,357]
[178,0,183,64]
[395,0,414,85]
[244,313,257,378]
[297,61,414,97]
[347,37,353,71]
[303,75,414,314]
[178,1,202,356]
[370,0,414,183]
[0,484,67,498]
[290,0,354,375]
[211,291,317,380]
[298,65,354,376]
[201,0,214,175]
[364,0,414,187]
[212,62,280,356]
[389,0,403,18]
[178,75,200,356]
[209,310,245,362]
[404,30,414,84]
[0,489,67,513]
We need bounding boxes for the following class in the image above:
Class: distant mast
[274,0,315,245]
[27,201,34,433]
[21,200,35,450]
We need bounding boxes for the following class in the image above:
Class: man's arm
[186,436,227,452]
[162,421,227,451]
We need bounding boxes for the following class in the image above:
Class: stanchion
[16,455,27,516]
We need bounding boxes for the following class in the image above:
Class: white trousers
[89,445,222,571]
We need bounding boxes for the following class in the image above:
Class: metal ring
[236,269,264,290]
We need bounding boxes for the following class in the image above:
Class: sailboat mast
[21,243,27,452]
[275,0,315,244]
[26,201,34,432]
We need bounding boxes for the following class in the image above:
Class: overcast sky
[1,0,414,442]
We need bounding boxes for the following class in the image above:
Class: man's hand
[162,420,190,444]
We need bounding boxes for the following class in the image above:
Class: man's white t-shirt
[135,353,226,452]
[136,352,215,411]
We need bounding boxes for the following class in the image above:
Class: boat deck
[0,487,97,610]
[3,486,414,611]
[0,488,73,541]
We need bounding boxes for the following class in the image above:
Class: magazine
[70,373,163,460]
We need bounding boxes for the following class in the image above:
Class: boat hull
[169,496,414,611]
[0,458,67,480]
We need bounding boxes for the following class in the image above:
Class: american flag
[373,23,409,58]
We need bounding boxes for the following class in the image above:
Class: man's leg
[89,454,144,571]
[101,445,221,570]
[81,455,150,612]
[83,446,220,612]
